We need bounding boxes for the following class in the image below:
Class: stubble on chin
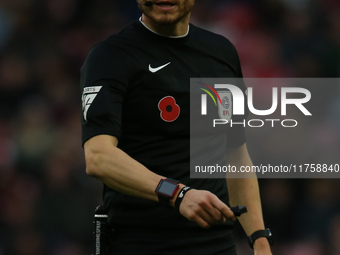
[141,0,194,26]
[153,15,183,26]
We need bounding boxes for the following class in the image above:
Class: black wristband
[174,186,191,212]
[248,228,273,249]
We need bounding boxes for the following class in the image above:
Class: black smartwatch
[248,228,273,249]
[155,178,180,208]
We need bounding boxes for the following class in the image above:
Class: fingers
[214,210,226,224]
[200,200,225,222]
[192,205,227,228]
[197,209,215,225]
[184,209,210,229]
[194,216,211,229]
[210,196,236,221]
[187,209,218,228]
[180,190,236,229]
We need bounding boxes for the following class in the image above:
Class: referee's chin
[143,12,182,26]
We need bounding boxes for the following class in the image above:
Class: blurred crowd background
[0,0,339,254]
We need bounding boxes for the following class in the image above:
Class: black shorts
[108,226,237,255]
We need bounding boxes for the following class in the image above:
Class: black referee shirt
[81,19,246,235]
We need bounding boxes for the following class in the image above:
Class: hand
[253,237,272,255]
[177,189,236,228]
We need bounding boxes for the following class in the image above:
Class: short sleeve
[80,42,129,145]
[226,45,248,148]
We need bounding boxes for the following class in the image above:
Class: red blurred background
[0,0,339,254]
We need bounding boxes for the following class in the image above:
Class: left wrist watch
[248,228,273,249]
[155,178,180,208]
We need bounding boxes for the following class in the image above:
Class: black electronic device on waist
[92,205,109,255]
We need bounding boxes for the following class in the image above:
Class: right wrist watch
[155,178,180,209]
[248,228,273,249]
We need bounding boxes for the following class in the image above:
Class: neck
[141,13,190,37]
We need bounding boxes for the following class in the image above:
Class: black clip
[230,205,247,217]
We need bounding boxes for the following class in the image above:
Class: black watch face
[158,180,177,196]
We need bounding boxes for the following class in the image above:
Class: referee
[81,1,273,254]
